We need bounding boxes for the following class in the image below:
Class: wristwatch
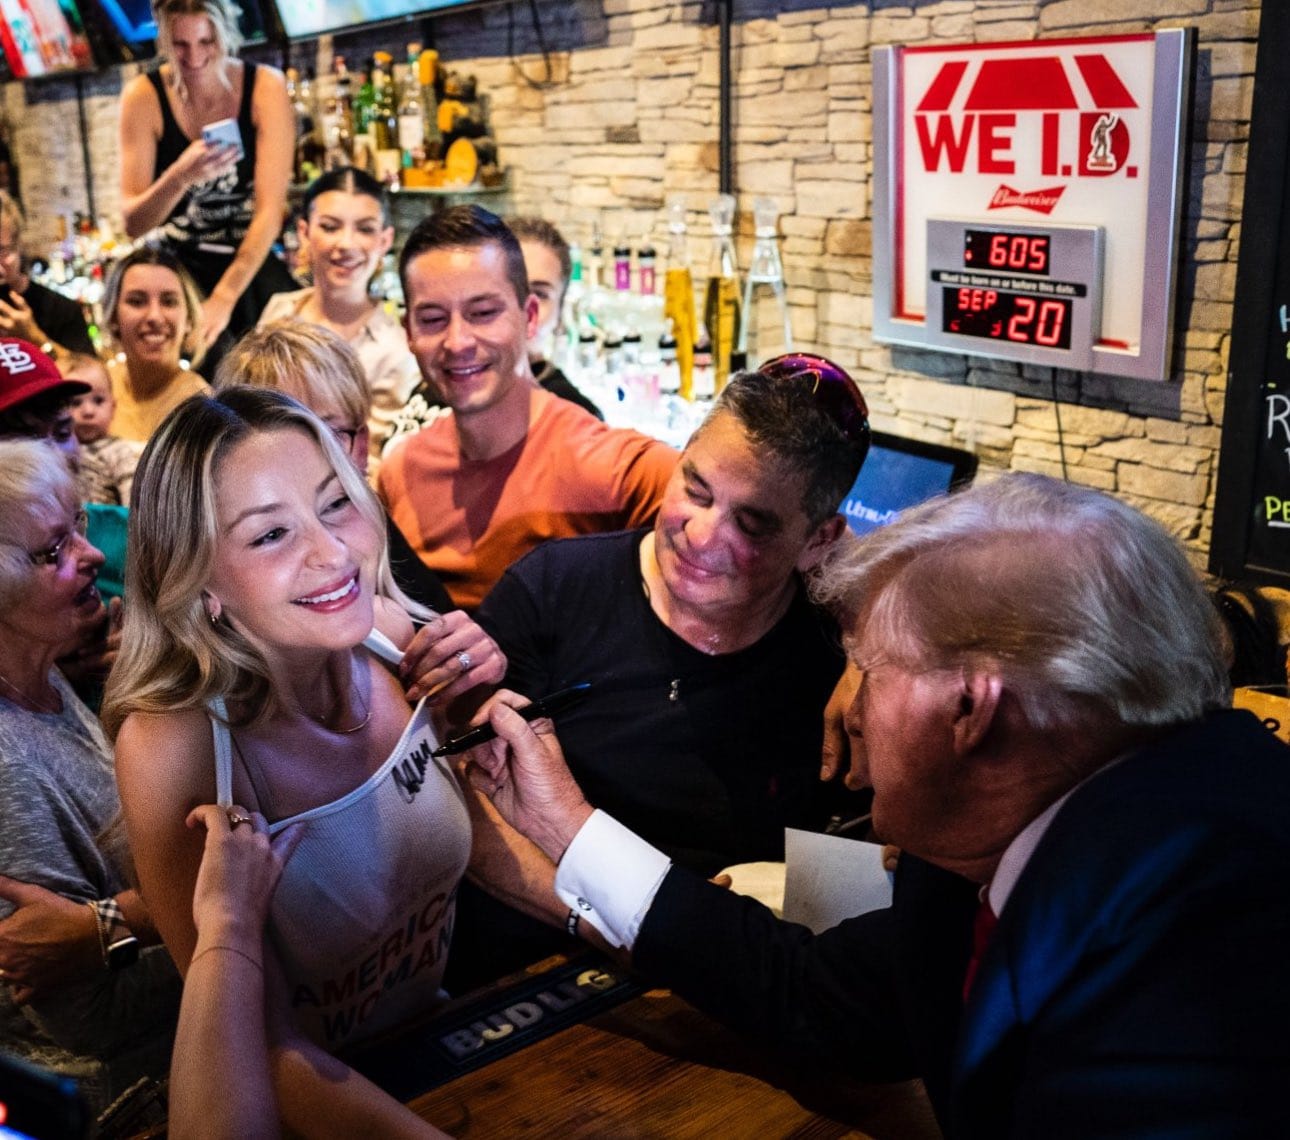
[89,899,140,971]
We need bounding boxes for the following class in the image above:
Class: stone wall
[0,0,1260,564]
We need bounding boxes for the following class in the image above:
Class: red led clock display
[941,288,1072,349]
[964,228,1051,276]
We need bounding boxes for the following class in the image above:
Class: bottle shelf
[287,172,508,199]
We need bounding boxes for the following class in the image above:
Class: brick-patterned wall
[0,0,1259,564]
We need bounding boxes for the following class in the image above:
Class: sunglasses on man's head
[759,352,870,447]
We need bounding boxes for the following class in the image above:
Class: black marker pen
[432,682,592,757]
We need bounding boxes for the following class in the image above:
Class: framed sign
[872,31,1191,381]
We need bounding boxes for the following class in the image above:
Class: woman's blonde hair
[215,321,372,426]
[102,245,207,369]
[102,386,425,737]
[0,439,77,613]
[152,0,243,102]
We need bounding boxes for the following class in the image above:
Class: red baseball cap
[0,337,90,416]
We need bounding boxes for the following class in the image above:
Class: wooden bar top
[399,976,941,1138]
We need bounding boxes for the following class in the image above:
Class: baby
[66,353,142,506]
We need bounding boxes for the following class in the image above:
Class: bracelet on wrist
[565,908,581,938]
[88,898,140,971]
[189,944,263,973]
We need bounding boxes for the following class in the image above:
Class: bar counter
[348,952,942,1138]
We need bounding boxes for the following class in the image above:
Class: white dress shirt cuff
[555,809,672,949]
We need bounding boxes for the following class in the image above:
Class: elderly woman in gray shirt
[0,439,178,1113]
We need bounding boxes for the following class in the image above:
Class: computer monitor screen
[0,0,95,78]
[276,0,481,39]
[840,431,977,536]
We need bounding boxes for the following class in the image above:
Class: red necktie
[962,896,998,1002]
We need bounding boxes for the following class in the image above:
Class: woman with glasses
[0,337,124,693]
[0,439,180,1115]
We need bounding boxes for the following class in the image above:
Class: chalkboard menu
[1211,4,1290,584]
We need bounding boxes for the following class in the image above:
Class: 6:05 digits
[964,229,1051,276]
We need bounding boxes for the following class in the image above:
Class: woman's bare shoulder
[116,706,213,774]
[249,59,288,99]
[121,67,162,106]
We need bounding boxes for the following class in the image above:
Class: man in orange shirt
[379,206,677,611]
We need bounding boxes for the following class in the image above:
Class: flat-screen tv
[276,0,483,40]
[841,431,978,537]
[92,0,161,44]
[0,0,95,78]
[90,0,266,58]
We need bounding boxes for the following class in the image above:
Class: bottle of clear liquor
[736,197,793,369]
[321,56,354,170]
[397,56,425,169]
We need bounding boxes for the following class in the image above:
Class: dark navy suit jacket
[634,710,1290,1138]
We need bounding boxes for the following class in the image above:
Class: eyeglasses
[759,353,871,448]
[329,425,361,451]
[29,509,88,569]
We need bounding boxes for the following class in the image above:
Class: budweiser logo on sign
[987,185,1066,214]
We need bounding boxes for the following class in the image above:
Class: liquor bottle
[736,196,794,369]
[396,62,424,169]
[575,330,600,385]
[637,243,656,297]
[353,59,374,143]
[350,59,376,170]
[371,53,396,147]
[296,69,325,184]
[321,55,354,170]
[692,323,715,401]
[662,198,697,400]
[373,253,403,314]
[658,321,680,396]
[632,240,665,351]
[287,67,320,183]
[418,48,443,162]
[612,240,632,294]
[603,333,624,390]
[286,67,302,168]
[576,223,611,336]
[703,193,741,393]
[609,239,633,336]
[297,68,315,120]
[558,240,585,370]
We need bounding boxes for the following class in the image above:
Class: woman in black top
[118,0,295,354]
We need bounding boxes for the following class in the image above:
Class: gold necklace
[0,669,61,715]
[311,665,372,735]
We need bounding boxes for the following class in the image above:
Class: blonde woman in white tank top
[105,388,552,1136]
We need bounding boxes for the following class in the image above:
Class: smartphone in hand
[201,116,244,161]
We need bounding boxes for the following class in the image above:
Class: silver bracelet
[565,908,580,937]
